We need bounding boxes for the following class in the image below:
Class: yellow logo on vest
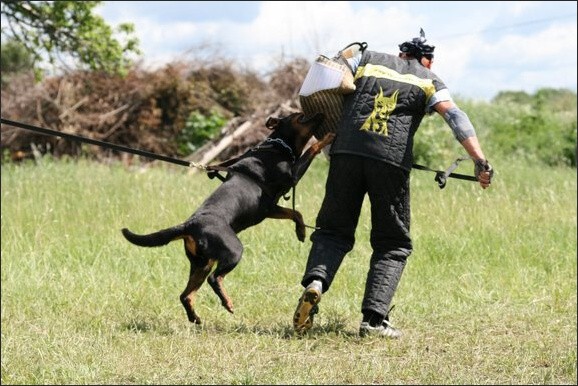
[360,88,399,136]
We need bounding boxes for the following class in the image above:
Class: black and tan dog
[122,112,334,324]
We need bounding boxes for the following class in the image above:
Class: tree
[0,38,34,85]
[0,0,140,77]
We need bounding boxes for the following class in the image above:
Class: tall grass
[1,156,576,385]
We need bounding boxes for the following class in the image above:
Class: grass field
[1,155,576,385]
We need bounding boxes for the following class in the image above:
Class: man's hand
[474,159,493,189]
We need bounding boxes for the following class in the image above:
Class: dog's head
[265,112,325,156]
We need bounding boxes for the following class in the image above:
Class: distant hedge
[414,88,577,168]
[1,55,575,169]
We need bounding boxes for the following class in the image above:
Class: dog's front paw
[292,211,306,242]
[295,224,306,242]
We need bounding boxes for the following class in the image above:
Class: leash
[1,116,321,230]
[0,117,210,172]
[1,117,478,190]
[412,157,477,189]
[1,117,476,232]
[204,137,297,183]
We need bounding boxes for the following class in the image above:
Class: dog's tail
[121,224,186,247]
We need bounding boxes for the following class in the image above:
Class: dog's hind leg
[180,235,216,324]
[205,230,243,314]
[207,273,235,314]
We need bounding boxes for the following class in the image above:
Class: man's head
[399,28,435,69]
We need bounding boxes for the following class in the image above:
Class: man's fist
[474,159,493,189]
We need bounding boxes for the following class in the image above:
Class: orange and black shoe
[293,284,322,333]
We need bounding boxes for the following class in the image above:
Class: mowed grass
[1,155,576,385]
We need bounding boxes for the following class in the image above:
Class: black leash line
[1,117,478,188]
[0,117,194,168]
[412,158,478,189]
[1,117,324,231]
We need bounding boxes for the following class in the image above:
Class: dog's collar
[255,138,296,163]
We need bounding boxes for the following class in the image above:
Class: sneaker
[359,319,403,339]
[293,284,322,333]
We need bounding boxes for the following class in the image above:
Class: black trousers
[301,154,412,317]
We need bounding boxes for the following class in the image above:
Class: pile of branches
[1,57,310,164]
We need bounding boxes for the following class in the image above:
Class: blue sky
[96,1,577,101]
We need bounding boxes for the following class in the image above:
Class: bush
[488,89,577,167]
[413,90,577,168]
[177,110,227,155]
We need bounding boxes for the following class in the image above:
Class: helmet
[398,28,435,59]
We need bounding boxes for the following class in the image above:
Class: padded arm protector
[443,107,477,142]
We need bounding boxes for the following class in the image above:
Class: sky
[96,1,577,101]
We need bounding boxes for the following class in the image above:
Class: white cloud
[508,0,544,16]
[96,1,577,100]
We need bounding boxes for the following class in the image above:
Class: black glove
[474,159,494,183]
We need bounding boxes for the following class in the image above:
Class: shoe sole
[293,288,320,333]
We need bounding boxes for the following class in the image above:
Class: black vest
[331,50,447,171]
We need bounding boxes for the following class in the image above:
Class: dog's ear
[265,117,280,130]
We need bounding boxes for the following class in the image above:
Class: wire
[437,13,577,40]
